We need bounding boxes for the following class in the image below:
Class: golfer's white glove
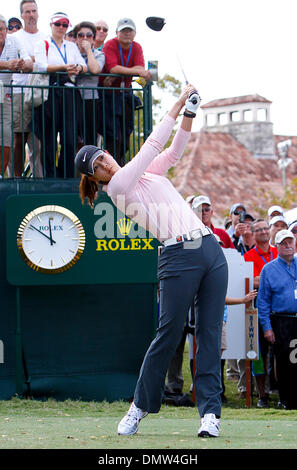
[185,90,201,115]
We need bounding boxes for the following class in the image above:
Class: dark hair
[20,0,37,15]
[73,21,96,38]
[79,174,106,208]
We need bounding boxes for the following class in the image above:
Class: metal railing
[0,71,153,179]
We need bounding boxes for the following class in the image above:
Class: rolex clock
[16,205,86,274]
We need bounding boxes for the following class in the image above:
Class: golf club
[145,16,190,84]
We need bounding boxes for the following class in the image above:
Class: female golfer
[75,85,228,438]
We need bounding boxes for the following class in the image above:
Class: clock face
[17,205,86,273]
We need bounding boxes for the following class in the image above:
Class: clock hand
[29,224,56,244]
[48,218,54,246]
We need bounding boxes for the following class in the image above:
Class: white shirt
[0,35,31,91]
[12,29,47,93]
[34,37,85,72]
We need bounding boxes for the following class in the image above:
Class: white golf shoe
[198,413,220,438]
[117,402,148,435]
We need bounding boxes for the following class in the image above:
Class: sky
[4,0,297,135]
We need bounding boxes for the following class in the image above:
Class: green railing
[0,71,153,179]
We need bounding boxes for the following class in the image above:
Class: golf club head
[146,17,166,32]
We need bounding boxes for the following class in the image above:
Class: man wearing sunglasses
[7,17,23,34]
[192,195,235,249]
[11,1,46,178]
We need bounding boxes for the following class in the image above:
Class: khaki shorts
[221,321,227,351]
[0,95,12,147]
[13,93,32,133]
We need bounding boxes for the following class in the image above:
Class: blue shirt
[257,256,297,332]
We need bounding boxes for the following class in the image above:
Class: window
[243,109,253,121]
[218,113,228,125]
[257,108,267,121]
[230,111,240,122]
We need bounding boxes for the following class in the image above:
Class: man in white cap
[267,205,284,221]
[269,215,288,247]
[257,229,297,409]
[99,18,152,166]
[193,195,234,248]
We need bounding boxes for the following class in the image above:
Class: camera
[239,210,246,223]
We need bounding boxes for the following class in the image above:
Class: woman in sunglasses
[33,12,87,178]
[74,21,105,147]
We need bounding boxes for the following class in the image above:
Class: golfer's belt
[162,227,212,247]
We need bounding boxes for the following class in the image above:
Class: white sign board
[221,248,254,360]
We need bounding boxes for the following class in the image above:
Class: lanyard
[254,246,273,264]
[51,38,67,64]
[118,42,133,67]
[278,257,297,281]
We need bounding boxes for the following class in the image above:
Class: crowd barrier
[0,71,153,178]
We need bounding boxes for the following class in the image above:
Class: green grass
[0,343,296,449]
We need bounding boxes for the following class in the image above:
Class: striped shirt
[0,35,31,92]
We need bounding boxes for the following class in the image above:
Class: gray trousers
[134,234,228,418]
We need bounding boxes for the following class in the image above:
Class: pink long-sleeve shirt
[107,114,205,242]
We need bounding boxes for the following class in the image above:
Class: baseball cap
[230,203,246,215]
[269,215,287,227]
[74,145,104,176]
[275,229,294,244]
[267,205,284,217]
[50,12,72,26]
[192,195,211,209]
[8,17,22,26]
[116,18,136,32]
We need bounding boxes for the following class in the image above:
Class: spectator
[74,21,105,146]
[33,12,87,177]
[289,221,297,253]
[244,218,278,408]
[257,229,297,409]
[94,20,108,51]
[8,17,22,34]
[11,0,46,178]
[267,205,284,221]
[192,195,235,248]
[100,18,152,166]
[226,203,247,249]
[236,213,255,255]
[225,202,250,382]
[0,14,32,177]
[269,215,288,247]
[66,28,75,42]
